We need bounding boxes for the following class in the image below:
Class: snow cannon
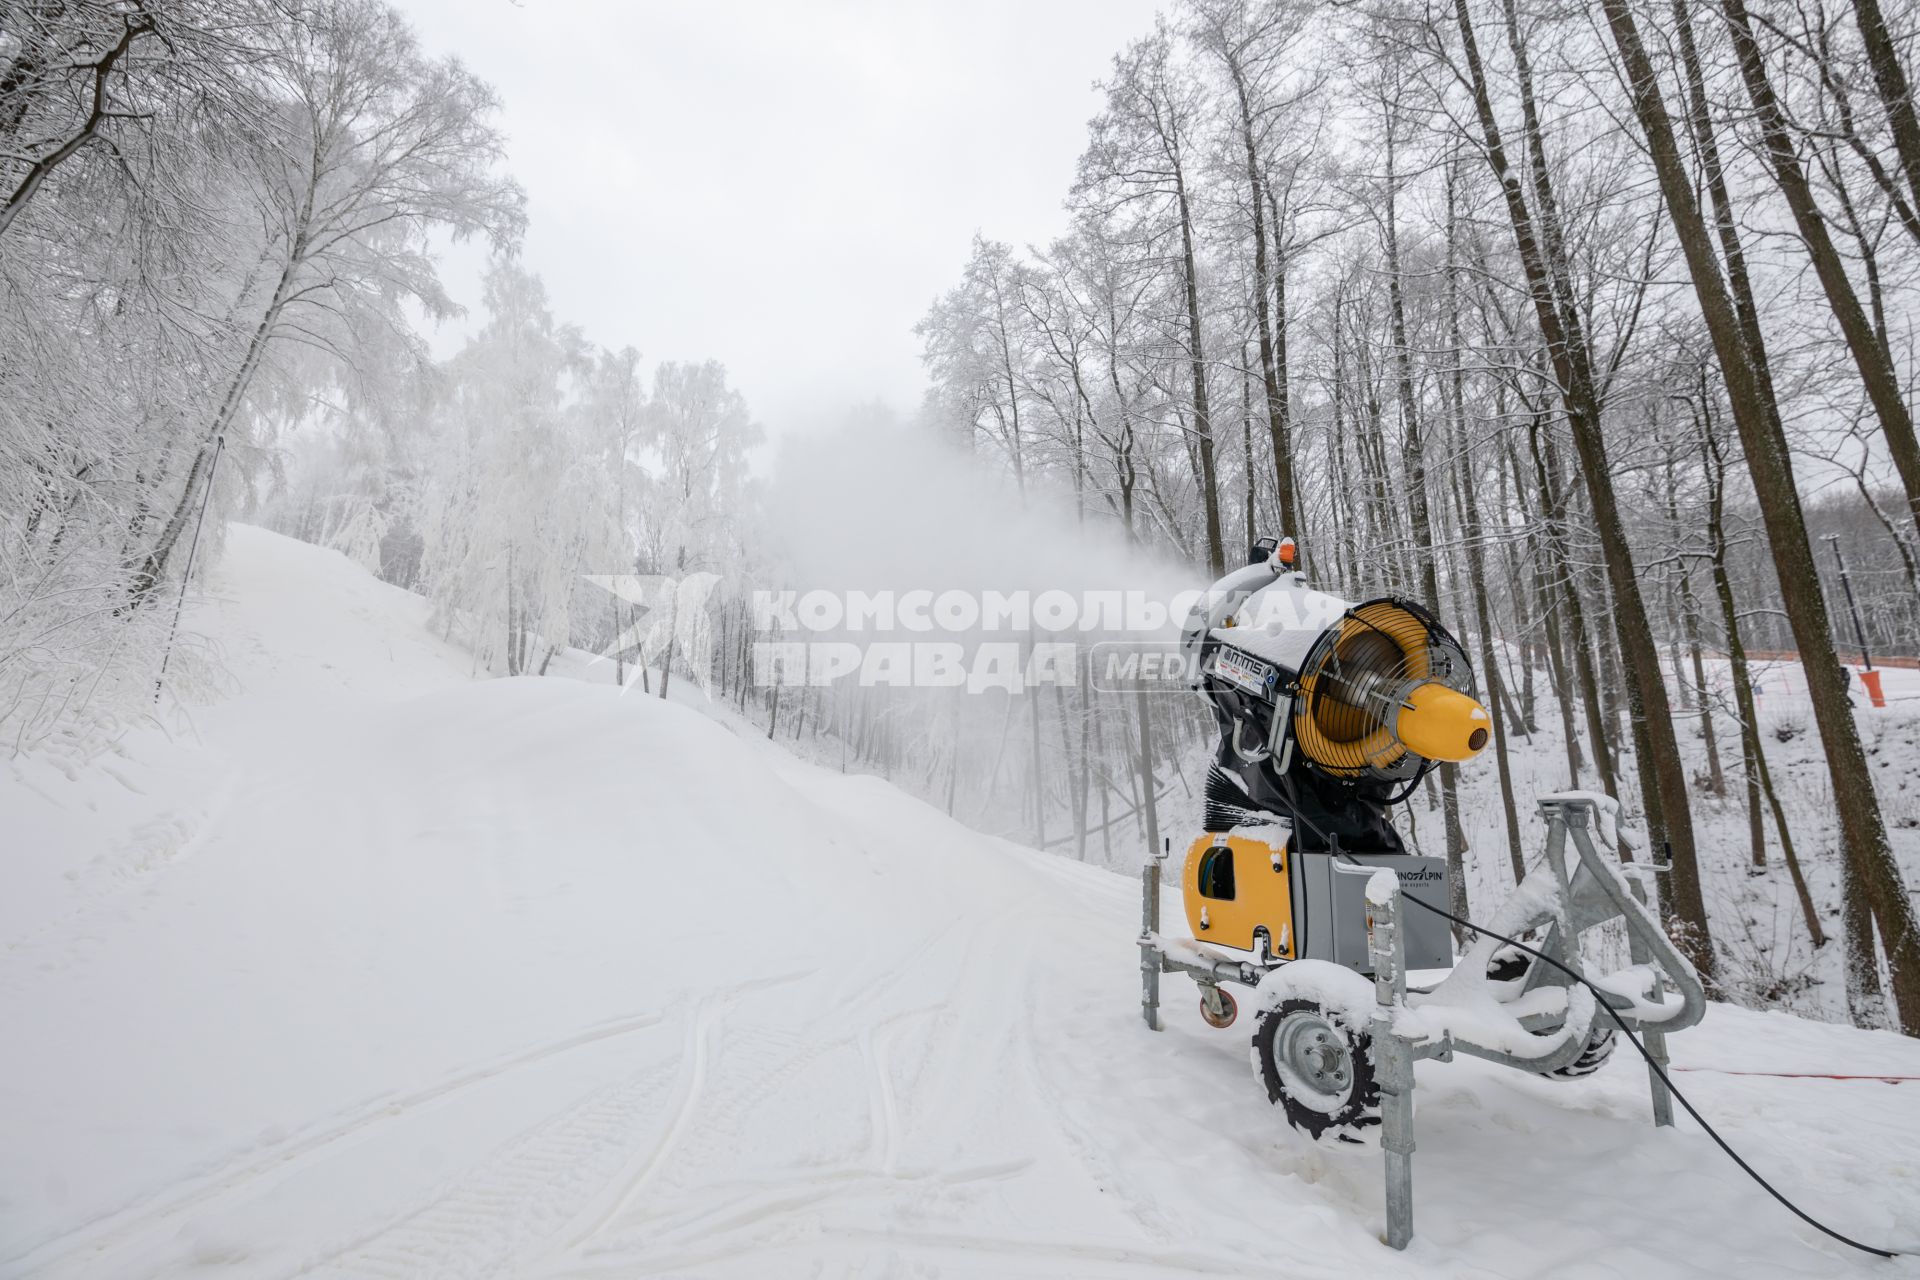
[1139,537,1707,1250]
[1166,543,1490,982]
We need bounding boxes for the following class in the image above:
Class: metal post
[1543,805,1585,983]
[1141,842,1165,1030]
[1824,535,1874,671]
[1623,856,1677,1128]
[1641,1021,1674,1127]
[1826,535,1886,706]
[1367,882,1415,1250]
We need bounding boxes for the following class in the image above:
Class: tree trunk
[1134,685,1160,859]
[1705,439,1824,950]
[1447,164,1525,880]
[1241,346,1258,551]
[1068,682,1090,860]
[1224,60,1299,536]
[1503,423,1584,783]
[1843,850,1889,1026]
[1606,0,1920,1025]
[1682,570,1724,796]
[1721,0,1920,535]
[1093,702,1112,862]
[1382,108,1470,911]
[1458,0,1711,968]
[1029,643,1046,850]
[1529,416,1617,799]
[659,586,678,701]
[1330,290,1353,586]
[1851,0,1920,224]
[1176,176,1226,576]
[138,245,307,600]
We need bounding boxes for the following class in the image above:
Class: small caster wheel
[1200,985,1238,1029]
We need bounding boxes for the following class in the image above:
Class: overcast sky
[394,0,1164,438]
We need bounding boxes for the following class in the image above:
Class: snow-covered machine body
[1172,539,1489,975]
[1137,537,1707,1249]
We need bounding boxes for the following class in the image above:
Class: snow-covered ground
[4,525,1919,1278]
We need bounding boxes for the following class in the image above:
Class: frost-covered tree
[1,0,520,747]
[417,262,589,675]
[639,360,761,697]
[917,236,1036,487]
[134,0,524,601]
[572,345,650,682]
[640,361,760,578]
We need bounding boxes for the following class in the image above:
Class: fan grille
[1292,599,1468,780]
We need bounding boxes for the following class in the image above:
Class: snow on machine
[1138,536,1706,1248]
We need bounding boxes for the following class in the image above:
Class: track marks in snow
[860,1007,931,1177]
[301,1057,684,1280]
[555,968,815,1254]
[298,974,818,1280]
[5,1012,668,1279]
[0,773,238,969]
[530,911,1066,1275]
[564,990,726,1246]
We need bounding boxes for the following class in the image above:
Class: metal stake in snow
[1365,873,1415,1251]
[1140,838,1166,1031]
[1825,534,1886,707]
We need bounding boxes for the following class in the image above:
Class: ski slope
[3,525,1918,1279]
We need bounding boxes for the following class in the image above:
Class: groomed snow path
[4,526,1919,1278]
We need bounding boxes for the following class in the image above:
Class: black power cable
[1390,888,1901,1261]
[1231,623,1898,1257]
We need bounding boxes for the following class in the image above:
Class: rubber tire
[1485,945,1531,984]
[1542,1023,1619,1081]
[1252,996,1382,1145]
[1200,986,1239,1029]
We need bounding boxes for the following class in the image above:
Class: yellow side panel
[1181,830,1294,958]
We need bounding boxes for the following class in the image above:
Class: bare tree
[1187,0,1317,538]
[1601,0,1920,1032]
[1077,24,1228,575]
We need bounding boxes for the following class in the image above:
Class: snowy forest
[906,0,1920,1042]
[7,0,1920,1052]
[909,0,1920,1035]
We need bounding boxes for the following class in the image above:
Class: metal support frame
[1359,796,1703,1248]
[1138,795,1704,1251]
[1625,859,1676,1127]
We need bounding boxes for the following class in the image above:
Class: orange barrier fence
[1712,650,1901,707]
[1740,649,1920,669]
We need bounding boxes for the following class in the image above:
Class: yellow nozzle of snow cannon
[1393,681,1491,763]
